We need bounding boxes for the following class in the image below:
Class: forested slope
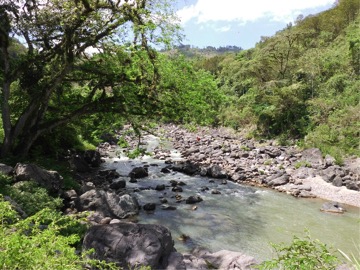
[199,0,360,162]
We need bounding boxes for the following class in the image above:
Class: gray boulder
[83,223,176,269]
[265,172,290,186]
[171,161,200,175]
[78,190,139,219]
[14,163,63,194]
[269,174,290,186]
[0,163,13,175]
[320,202,345,213]
[207,165,227,179]
[301,148,324,168]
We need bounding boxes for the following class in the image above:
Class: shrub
[127,147,150,159]
[0,196,117,270]
[256,232,340,270]
[0,174,62,216]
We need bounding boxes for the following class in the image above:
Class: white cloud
[215,25,231,32]
[177,0,334,25]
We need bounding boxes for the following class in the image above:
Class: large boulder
[301,148,324,168]
[83,223,177,269]
[14,163,63,194]
[171,161,200,176]
[207,165,227,179]
[265,172,290,187]
[78,190,139,219]
[0,163,13,175]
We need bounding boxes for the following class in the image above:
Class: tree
[0,0,179,157]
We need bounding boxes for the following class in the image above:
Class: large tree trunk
[0,13,13,158]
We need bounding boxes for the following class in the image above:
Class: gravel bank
[302,176,360,208]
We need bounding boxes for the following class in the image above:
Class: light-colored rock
[184,248,256,270]
[14,163,63,194]
[79,190,139,219]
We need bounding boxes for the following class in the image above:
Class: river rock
[97,169,120,180]
[320,202,345,213]
[172,186,183,192]
[266,172,290,186]
[184,247,256,270]
[143,203,156,211]
[128,167,148,178]
[171,161,200,175]
[83,223,177,269]
[207,165,227,179]
[80,181,95,194]
[78,190,139,219]
[110,179,126,190]
[162,205,177,211]
[301,148,324,168]
[0,163,13,175]
[185,195,203,204]
[155,184,166,191]
[14,163,63,194]
[161,167,171,173]
[346,181,360,191]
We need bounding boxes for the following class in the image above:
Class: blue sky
[174,0,335,49]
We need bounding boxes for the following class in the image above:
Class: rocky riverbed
[1,124,358,270]
[145,125,360,208]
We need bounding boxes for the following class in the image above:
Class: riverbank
[145,125,360,209]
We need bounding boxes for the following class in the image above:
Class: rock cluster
[152,125,360,198]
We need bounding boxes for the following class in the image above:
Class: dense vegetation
[1,0,358,161]
[202,0,359,162]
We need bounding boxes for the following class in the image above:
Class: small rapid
[102,135,360,261]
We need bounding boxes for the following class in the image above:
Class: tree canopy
[0,0,180,157]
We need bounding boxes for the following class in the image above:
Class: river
[102,135,360,261]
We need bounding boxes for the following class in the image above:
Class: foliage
[0,0,180,158]
[127,147,150,159]
[339,244,360,270]
[257,233,340,270]
[157,54,225,125]
[117,136,130,148]
[0,174,62,216]
[294,160,312,169]
[0,195,117,270]
[215,1,360,157]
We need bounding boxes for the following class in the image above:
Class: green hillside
[192,0,360,162]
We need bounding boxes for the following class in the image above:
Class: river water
[103,135,360,261]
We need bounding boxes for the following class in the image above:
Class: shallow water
[103,136,360,261]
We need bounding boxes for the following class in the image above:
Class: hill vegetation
[191,0,360,162]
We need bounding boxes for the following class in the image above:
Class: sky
[174,0,335,49]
